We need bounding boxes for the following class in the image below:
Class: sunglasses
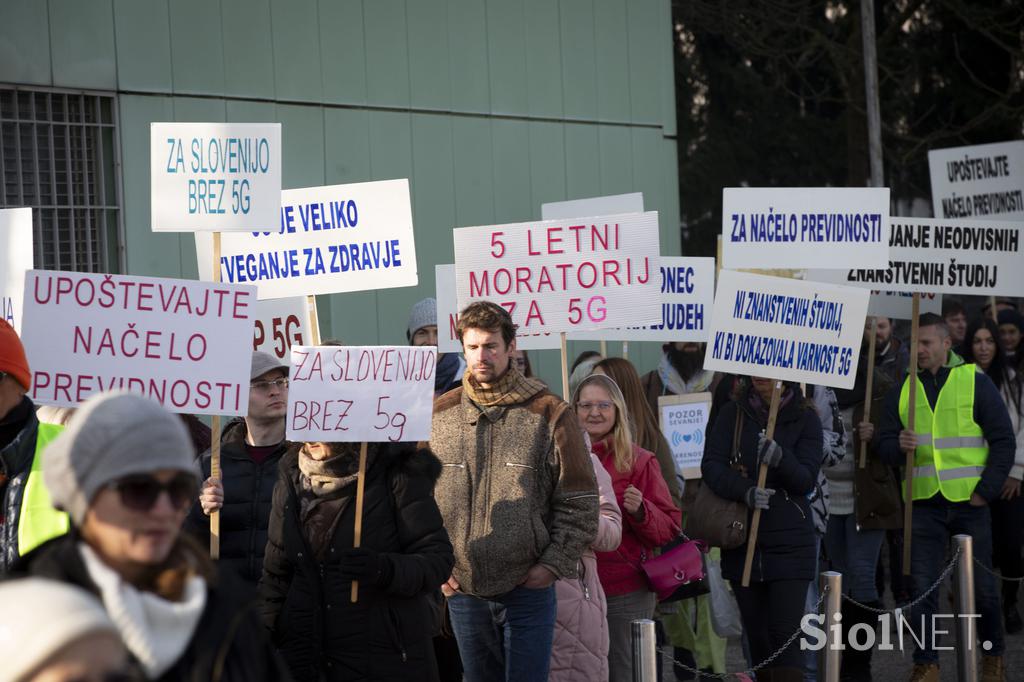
[107,473,197,512]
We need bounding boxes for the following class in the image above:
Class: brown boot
[908,663,940,682]
[981,655,1005,682]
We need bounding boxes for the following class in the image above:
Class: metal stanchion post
[631,619,658,682]
[953,534,978,682]
[820,571,842,682]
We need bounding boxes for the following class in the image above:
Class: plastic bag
[707,554,743,639]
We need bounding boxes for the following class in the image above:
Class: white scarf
[79,543,207,679]
[657,352,715,396]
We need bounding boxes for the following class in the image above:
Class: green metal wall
[0,0,681,390]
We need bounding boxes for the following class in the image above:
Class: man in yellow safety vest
[0,320,67,572]
[879,313,1015,682]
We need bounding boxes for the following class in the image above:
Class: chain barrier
[841,547,961,614]
[657,588,828,680]
[972,556,1024,582]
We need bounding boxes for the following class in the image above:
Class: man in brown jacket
[427,301,599,682]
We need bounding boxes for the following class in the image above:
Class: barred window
[0,87,123,273]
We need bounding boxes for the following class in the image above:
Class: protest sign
[454,212,661,335]
[1,208,33,334]
[722,187,890,270]
[928,141,1024,221]
[704,270,869,390]
[286,345,436,442]
[435,264,559,352]
[21,271,255,415]
[658,392,712,480]
[151,122,281,232]
[252,296,313,360]
[568,257,715,342]
[195,179,417,299]
[807,216,1024,297]
[541,192,644,220]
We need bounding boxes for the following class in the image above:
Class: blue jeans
[447,585,556,682]
[825,513,885,602]
[909,501,1003,663]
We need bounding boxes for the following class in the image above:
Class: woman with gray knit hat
[8,390,291,682]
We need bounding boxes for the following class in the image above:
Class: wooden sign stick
[600,340,607,357]
[622,341,629,361]
[210,232,222,560]
[741,379,783,587]
[989,295,999,323]
[902,294,921,575]
[350,441,369,603]
[859,316,878,468]
[560,332,570,400]
[307,295,321,345]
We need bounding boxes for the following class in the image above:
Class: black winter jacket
[0,398,45,573]
[701,386,823,583]
[185,419,288,590]
[10,532,291,682]
[258,443,454,682]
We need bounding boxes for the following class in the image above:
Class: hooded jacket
[258,443,454,682]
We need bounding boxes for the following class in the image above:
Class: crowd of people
[0,294,1022,682]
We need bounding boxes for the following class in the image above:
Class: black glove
[339,548,394,587]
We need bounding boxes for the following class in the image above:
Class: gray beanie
[407,297,437,341]
[44,391,199,525]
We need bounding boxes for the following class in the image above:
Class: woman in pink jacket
[549,444,623,682]
[574,374,681,682]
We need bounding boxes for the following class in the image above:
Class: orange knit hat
[0,320,31,390]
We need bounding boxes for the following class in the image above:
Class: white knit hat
[0,578,120,682]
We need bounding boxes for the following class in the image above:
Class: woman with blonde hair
[573,373,680,681]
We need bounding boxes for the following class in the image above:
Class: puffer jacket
[184,419,289,589]
[593,442,681,597]
[1,398,48,572]
[550,453,622,682]
[429,385,599,598]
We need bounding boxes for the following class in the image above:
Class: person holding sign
[407,298,464,397]
[11,391,289,681]
[0,320,68,572]
[258,437,454,681]
[877,313,1015,682]
[429,302,598,682]
[700,377,823,682]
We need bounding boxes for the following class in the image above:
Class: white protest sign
[1,208,33,334]
[865,291,941,319]
[252,296,312,360]
[704,271,869,390]
[435,265,559,353]
[659,392,711,480]
[928,141,1024,220]
[454,212,661,335]
[21,271,255,415]
[541,192,644,220]
[196,179,417,299]
[286,345,436,442]
[567,257,715,342]
[807,217,1024,297]
[722,187,890,269]
[151,122,282,232]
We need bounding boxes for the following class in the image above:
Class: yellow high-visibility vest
[17,422,69,555]
[898,364,987,503]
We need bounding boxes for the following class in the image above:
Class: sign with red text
[252,297,312,360]
[722,188,890,270]
[151,122,281,232]
[806,217,1024,296]
[453,212,661,335]
[195,179,417,299]
[1,208,33,334]
[704,271,869,390]
[435,264,559,353]
[286,345,436,442]
[568,257,715,342]
[21,271,256,415]
[928,141,1024,221]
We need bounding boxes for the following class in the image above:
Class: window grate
[0,87,123,273]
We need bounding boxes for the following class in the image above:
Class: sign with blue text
[659,392,712,480]
[928,140,1024,221]
[1,208,33,334]
[722,187,890,270]
[151,122,281,232]
[196,179,417,299]
[704,270,869,390]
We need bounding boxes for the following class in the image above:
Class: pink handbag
[640,534,709,603]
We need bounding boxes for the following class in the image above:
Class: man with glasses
[0,320,68,572]
[186,351,291,592]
